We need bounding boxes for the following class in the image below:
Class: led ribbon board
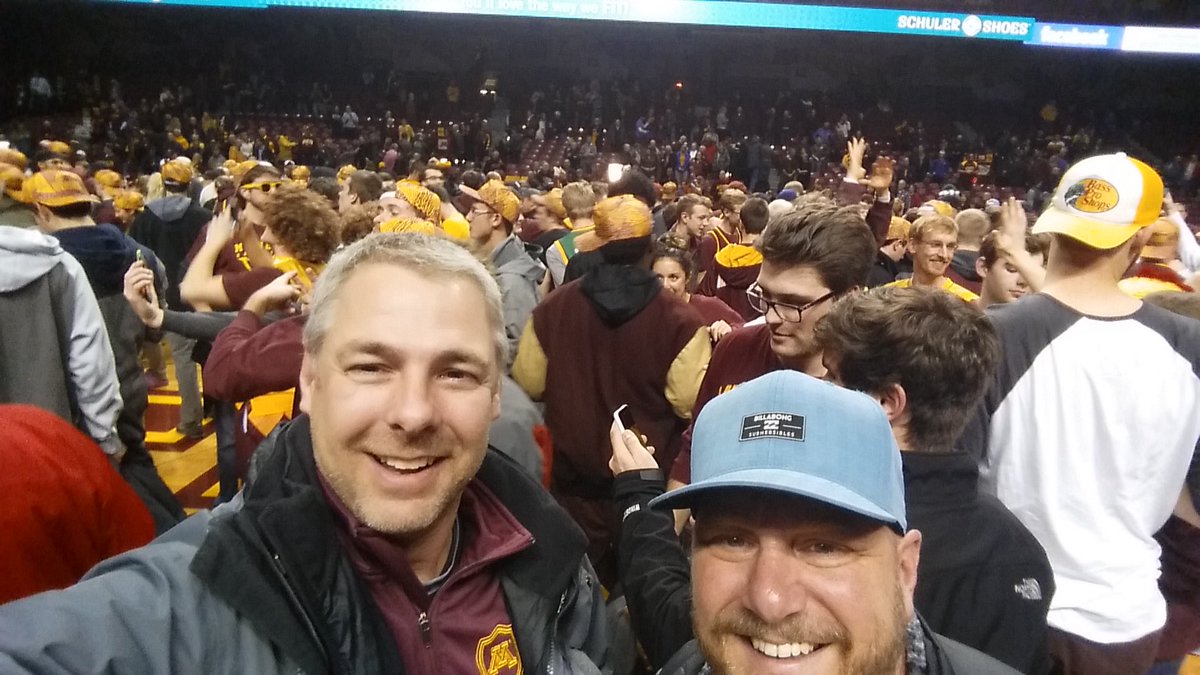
[95,0,1200,54]
[98,0,1035,42]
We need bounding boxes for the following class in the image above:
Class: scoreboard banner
[96,0,1200,54]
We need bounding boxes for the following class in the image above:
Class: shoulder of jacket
[930,630,1022,675]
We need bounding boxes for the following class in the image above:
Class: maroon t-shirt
[688,293,743,328]
[184,224,282,310]
[669,323,783,483]
[321,474,533,675]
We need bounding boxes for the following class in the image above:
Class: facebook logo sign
[1031,23,1123,49]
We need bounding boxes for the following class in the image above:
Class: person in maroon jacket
[694,188,746,296]
[711,196,770,321]
[665,202,878,531]
[513,194,712,587]
[651,244,743,343]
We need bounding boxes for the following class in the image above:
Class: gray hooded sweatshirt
[491,234,546,366]
[0,226,123,454]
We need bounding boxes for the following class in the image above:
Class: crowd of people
[1,53,1200,675]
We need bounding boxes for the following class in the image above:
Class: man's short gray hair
[303,233,508,368]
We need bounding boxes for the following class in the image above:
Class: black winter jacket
[192,415,611,674]
[614,464,1041,675]
[904,452,1054,675]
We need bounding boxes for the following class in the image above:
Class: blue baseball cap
[651,371,907,531]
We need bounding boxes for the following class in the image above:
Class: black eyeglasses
[746,283,836,323]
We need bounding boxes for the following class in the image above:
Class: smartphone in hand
[613,404,637,436]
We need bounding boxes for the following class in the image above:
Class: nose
[383,372,438,436]
[763,303,785,328]
[743,545,809,626]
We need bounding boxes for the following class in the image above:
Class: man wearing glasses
[885,214,980,302]
[666,203,877,499]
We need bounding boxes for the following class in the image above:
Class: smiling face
[909,231,957,282]
[691,491,919,675]
[299,263,501,538]
[978,251,1043,306]
[653,256,689,299]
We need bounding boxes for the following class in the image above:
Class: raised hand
[123,261,164,329]
[863,156,895,192]
[994,197,1029,257]
[205,205,236,248]
[846,136,868,182]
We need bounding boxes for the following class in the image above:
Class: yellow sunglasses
[242,180,283,193]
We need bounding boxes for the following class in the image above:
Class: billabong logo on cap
[739,413,805,442]
[1064,178,1118,214]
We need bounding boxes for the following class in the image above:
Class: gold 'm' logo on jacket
[476,624,522,675]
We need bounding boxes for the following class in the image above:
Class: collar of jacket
[876,249,900,275]
[191,414,590,674]
[900,451,980,508]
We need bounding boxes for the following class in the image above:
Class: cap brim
[574,230,605,253]
[649,468,905,531]
[1141,245,1179,261]
[457,185,484,203]
[36,195,100,208]
[1032,207,1143,250]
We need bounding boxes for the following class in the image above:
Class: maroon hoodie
[204,310,304,474]
[321,474,533,675]
[711,243,763,322]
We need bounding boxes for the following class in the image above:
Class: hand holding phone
[609,404,657,476]
[613,404,636,436]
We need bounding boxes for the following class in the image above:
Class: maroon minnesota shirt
[669,323,782,483]
[320,474,534,675]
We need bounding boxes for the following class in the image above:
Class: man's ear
[491,377,503,423]
[1127,225,1154,261]
[298,353,315,415]
[877,382,907,424]
[975,255,990,279]
[33,203,51,230]
[897,528,922,618]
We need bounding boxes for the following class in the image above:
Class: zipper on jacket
[418,611,432,647]
[268,551,332,669]
[544,586,571,674]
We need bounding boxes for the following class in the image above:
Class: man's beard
[696,584,909,675]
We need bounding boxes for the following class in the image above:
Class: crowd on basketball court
[1,72,1200,675]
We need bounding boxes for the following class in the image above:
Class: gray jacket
[492,234,545,365]
[0,226,122,455]
[0,194,37,229]
[489,375,546,480]
[0,415,611,674]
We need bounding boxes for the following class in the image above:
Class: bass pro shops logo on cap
[1064,178,1119,214]
[740,413,805,442]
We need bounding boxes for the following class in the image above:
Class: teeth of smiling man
[750,638,817,658]
[376,456,436,471]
